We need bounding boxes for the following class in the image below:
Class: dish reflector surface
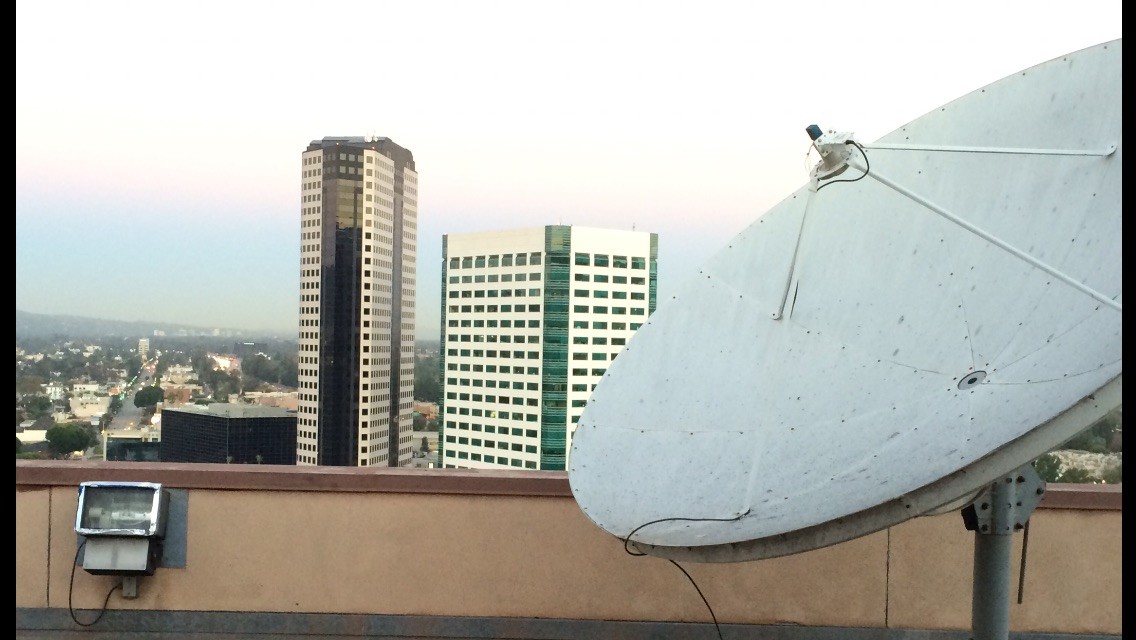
[568,40,1122,561]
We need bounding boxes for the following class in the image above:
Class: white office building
[439,225,657,470]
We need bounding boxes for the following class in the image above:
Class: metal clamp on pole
[960,465,1045,640]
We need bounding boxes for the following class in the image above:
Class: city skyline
[16,1,1123,337]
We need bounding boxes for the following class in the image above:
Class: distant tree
[420,436,430,453]
[414,354,440,403]
[413,413,428,431]
[1101,462,1122,484]
[134,385,164,408]
[45,423,93,459]
[16,375,46,396]
[21,395,54,420]
[1064,408,1122,453]
[278,353,299,387]
[16,437,23,455]
[1033,454,1062,483]
[242,352,297,388]
[1056,466,1096,484]
[109,396,123,414]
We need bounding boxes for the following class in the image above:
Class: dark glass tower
[297,136,418,467]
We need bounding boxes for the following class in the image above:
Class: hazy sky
[16,0,1122,338]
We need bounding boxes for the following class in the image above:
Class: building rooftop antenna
[568,39,1122,640]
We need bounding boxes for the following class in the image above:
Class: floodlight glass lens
[80,486,156,532]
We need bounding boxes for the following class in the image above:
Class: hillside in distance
[17,310,443,350]
[15,309,286,342]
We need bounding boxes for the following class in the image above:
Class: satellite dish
[569,38,1121,566]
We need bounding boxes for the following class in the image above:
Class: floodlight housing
[75,481,170,576]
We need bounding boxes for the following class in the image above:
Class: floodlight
[75,481,169,577]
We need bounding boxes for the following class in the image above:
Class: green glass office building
[438,225,657,470]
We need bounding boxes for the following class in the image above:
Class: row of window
[574,274,646,285]
[574,253,647,269]
[445,335,625,348]
[572,305,646,315]
[446,379,540,390]
[449,272,541,284]
[571,352,619,361]
[446,392,539,406]
[447,288,646,301]
[446,436,539,454]
[448,335,538,344]
[573,290,646,300]
[443,451,538,469]
[447,304,543,315]
[447,318,540,328]
[443,349,541,360]
[448,288,542,298]
[446,422,539,437]
[443,320,642,334]
[444,406,539,421]
[449,253,542,269]
[446,253,650,271]
[445,362,538,374]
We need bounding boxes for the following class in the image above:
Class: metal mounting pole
[961,465,1045,640]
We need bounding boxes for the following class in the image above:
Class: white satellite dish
[569,37,1120,571]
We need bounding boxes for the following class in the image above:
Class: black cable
[816,140,870,191]
[622,513,747,640]
[68,538,121,627]
[666,558,724,640]
[1017,519,1030,604]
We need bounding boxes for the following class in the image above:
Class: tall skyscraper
[439,225,657,470]
[297,136,418,467]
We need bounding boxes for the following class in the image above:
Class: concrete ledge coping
[15,460,1121,509]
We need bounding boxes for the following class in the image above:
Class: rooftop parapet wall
[15,462,1121,636]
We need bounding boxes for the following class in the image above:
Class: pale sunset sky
[16,0,1122,338]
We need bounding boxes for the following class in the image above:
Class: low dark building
[161,403,297,464]
[105,439,161,462]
